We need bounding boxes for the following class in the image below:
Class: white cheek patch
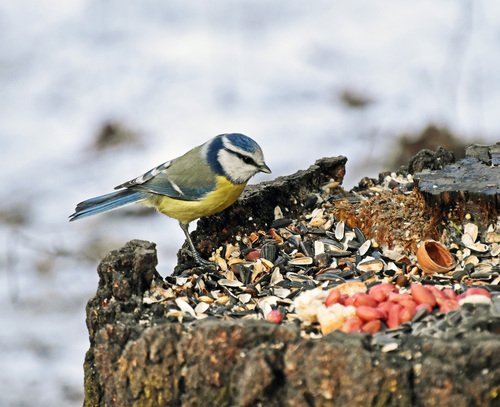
[218,149,257,183]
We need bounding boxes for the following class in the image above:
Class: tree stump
[83,148,500,407]
[413,143,500,227]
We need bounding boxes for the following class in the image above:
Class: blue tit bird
[69,133,271,267]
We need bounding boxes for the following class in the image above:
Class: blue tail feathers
[69,190,146,221]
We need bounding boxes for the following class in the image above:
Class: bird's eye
[242,156,254,165]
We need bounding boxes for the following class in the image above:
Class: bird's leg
[179,222,214,268]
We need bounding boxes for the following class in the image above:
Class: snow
[1,1,499,405]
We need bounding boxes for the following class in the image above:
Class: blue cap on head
[224,133,259,153]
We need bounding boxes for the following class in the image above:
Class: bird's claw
[190,251,216,269]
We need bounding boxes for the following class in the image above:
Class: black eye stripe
[226,149,258,167]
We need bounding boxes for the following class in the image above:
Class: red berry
[362,319,381,334]
[399,305,416,323]
[356,306,384,321]
[325,289,341,307]
[376,301,392,319]
[411,284,437,308]
[368,283,397,302]
[464,287,492,298]
[387,304,402,329]
[426,285,447,305]
[353,293,379,308]
[399,299,417,315]
[340,317,364,333]
[266,309,283,324]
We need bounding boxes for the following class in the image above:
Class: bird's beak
[259,163,272,174]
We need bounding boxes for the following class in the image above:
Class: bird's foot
[191,251,216,269]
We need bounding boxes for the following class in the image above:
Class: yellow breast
[145,176,247,224]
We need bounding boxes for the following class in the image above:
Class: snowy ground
[1,1,499,405]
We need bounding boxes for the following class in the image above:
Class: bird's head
[206,133,271,184]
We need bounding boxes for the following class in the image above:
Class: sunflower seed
[238,293,252,304]
[194,302,210,315]
[358,240,371,256]
[218,279,244,288]
[335,221,345,241]
[289,257,313,266]
[357,258,384,273]
[175,298,196,317]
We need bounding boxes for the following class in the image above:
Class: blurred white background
[1,1,499,405]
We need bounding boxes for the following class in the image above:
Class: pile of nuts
[290,281,493,334]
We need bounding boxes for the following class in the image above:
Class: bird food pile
[144,173,500,345]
